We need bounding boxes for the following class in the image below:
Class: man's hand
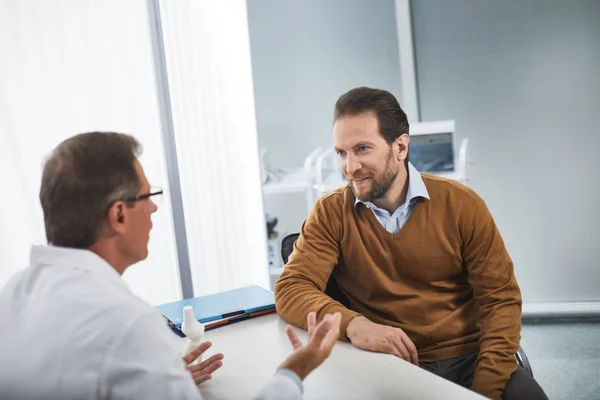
[183,341,224,385]
[278,312,342,380]
[346,316,418,365]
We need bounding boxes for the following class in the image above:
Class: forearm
[275,271,358,339]
[275,197,356,337]
[461,198,523,399]
[471,279,522,399]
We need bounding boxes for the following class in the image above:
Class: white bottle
[181,305,205,365]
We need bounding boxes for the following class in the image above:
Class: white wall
[247,0,403,171]
[411,0,600,303]
[247,0,403,240]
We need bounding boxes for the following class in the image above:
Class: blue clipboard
[155,285,276,331]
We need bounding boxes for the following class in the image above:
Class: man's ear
[106,201,128,234]
[394,134,410,162]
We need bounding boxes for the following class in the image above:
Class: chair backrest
[516,346,534,377]
[281,233,299,265]
[279,232,533,376]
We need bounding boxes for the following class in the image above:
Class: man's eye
[358,146,369,152]
[336,151,346,157]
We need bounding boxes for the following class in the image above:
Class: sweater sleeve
[274,196,360,339]
[462,198,522,400]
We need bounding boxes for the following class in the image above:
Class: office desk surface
[190,314,485,400]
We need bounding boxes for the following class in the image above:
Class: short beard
[351,148,399,202]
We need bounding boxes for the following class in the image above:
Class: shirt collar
[354,161,430,210]
[29,245,125,286]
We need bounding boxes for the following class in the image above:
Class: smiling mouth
[352,177,370,184]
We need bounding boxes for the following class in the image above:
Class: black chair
[280,233,534,377]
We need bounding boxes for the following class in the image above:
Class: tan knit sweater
[274,174,522,400]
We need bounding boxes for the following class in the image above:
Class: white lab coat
[0,246,302,400]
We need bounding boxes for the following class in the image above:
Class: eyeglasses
[125,186,163,205]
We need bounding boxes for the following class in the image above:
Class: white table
[187,314,486,400]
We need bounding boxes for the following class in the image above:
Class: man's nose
[345,155,362,177]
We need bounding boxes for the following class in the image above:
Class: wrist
[278,353,312,381]
[276,369,304,393]
[345,314,365,341]
[278,364,309,381]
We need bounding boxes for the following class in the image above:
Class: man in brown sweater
[274,87,548,400]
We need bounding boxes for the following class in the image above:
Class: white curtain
[159,0,270,295]
[0,0,182,305]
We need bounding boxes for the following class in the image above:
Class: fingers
[306,311,317,336]
[188,353,224,373]
[192,374,212,386]
[190,354,224,386]
[307,311,317,327]
[287,312,341,352]
[388,331,418,365]
[389,335,411,362]
[400,334,419,365]
[286,325,303,350]
[193,358,223,376]
[307,315,335,350]
[322,312,342,348]
[183,341,212,365]
[381,340,404,360]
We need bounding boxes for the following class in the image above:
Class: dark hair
[39,132,142,248]
[334,87,410,144]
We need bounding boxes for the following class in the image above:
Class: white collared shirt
[355,162,430,233]
[0,246,302,400]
